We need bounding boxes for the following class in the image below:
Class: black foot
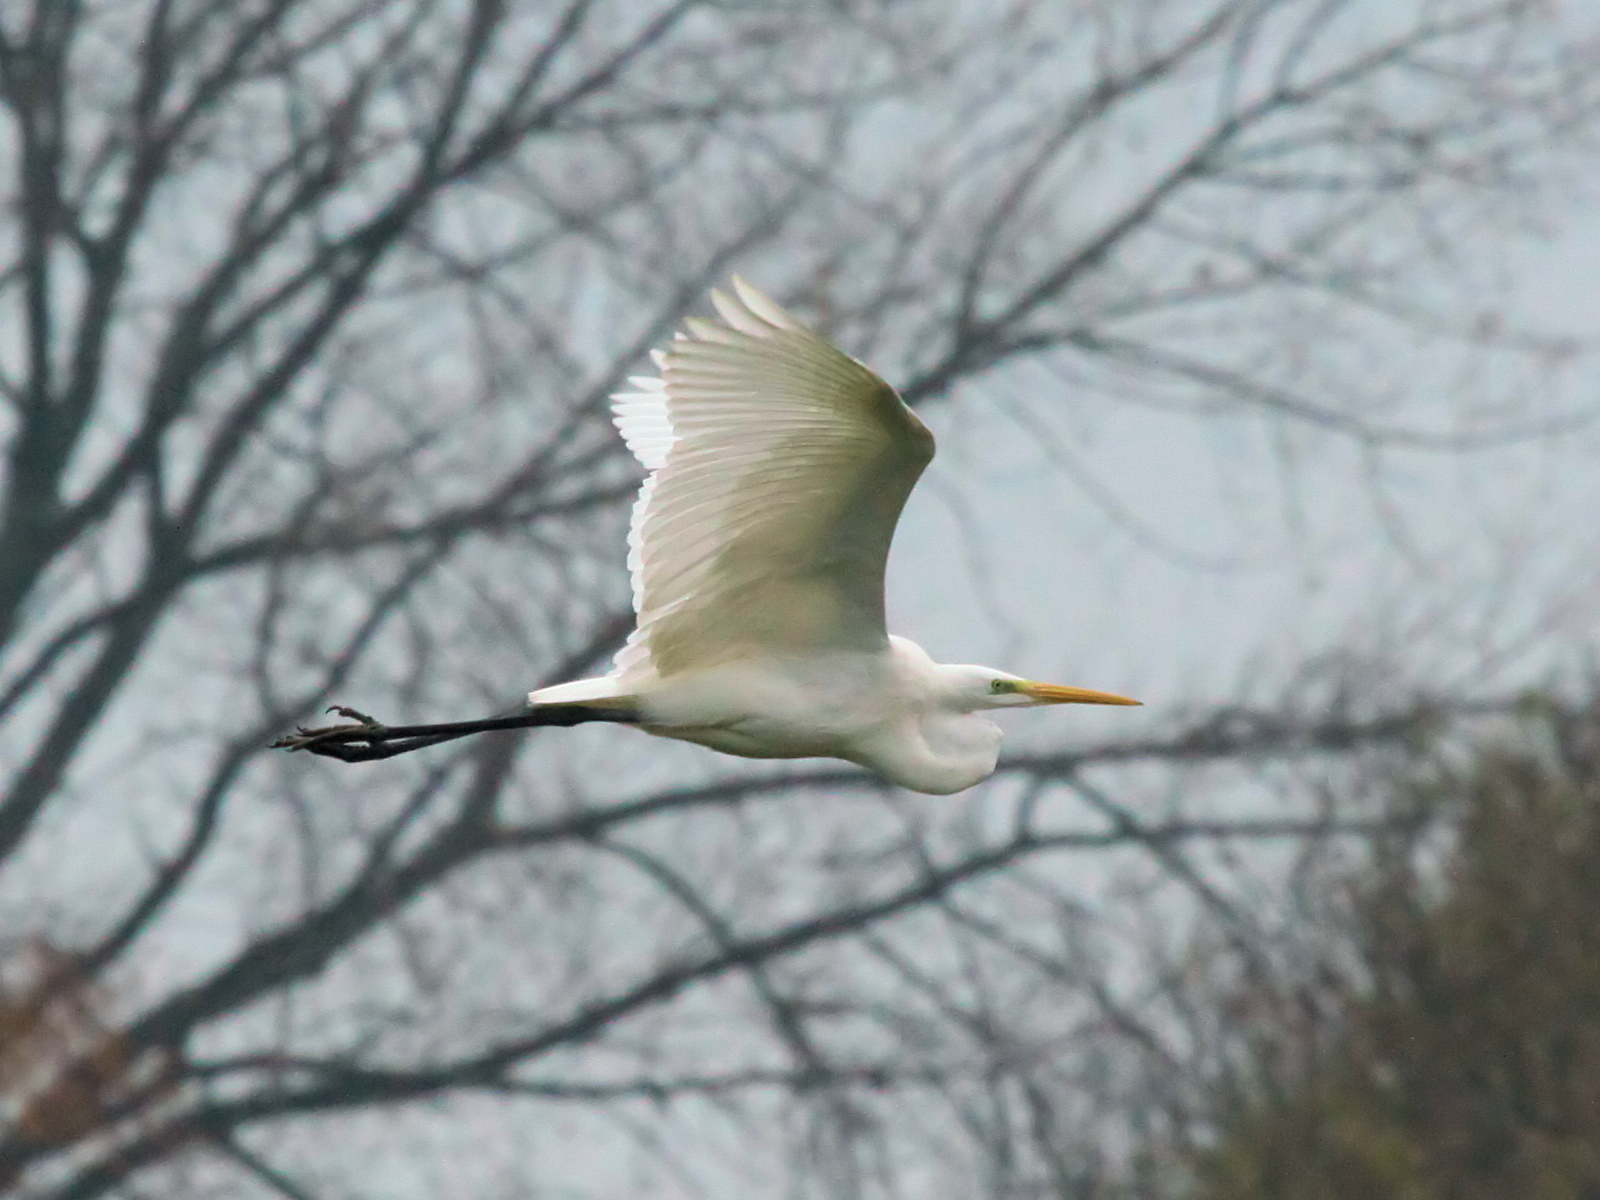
[269,705,388,752]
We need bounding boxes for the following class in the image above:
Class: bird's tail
[527,674,635,709]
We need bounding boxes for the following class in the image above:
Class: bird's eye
[990,679,1007,693]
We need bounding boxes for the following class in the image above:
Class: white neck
[850,710,1002,795]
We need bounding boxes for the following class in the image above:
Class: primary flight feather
[527,279,1140,793]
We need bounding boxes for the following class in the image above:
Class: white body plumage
[537,636,1010,795]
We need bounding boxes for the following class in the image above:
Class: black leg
[270,703,640,763]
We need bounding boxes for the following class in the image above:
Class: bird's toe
[270,707,388,751]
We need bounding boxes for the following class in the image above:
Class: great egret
[276,280,1139,792]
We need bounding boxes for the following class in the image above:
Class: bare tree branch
[0,2,1594,1195]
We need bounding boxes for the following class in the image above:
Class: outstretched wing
[608,279,934,681]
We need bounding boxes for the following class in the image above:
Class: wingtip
[730,277,805,333]
[708,286,749,332]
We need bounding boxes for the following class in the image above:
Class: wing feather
[607,279,934,680]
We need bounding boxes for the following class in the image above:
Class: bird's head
[946,666,1141,712]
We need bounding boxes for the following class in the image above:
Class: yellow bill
[1020,681,1142,706]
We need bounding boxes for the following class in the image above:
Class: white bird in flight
[279,280,1139,792]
